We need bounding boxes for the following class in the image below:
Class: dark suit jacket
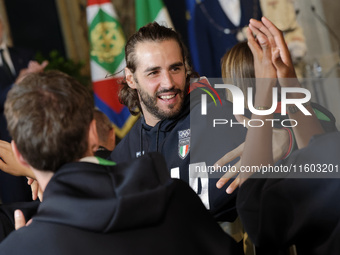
[0,46,35,141]
[0,46,34,204]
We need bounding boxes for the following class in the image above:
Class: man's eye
[171,65,184,72]
[148,71,158,76]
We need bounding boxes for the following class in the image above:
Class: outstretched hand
[215,115,249,194]
[215,115,290,193]
[215,142,243,194]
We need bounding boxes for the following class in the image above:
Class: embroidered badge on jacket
[178,129,190,159]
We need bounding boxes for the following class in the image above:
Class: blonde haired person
[221,41,255,108]
[220,17,340,255]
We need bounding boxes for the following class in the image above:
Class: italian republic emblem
[90,21,125,64]
[178,129,190,159]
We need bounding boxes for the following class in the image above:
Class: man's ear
[125,67,136,89]
[11,141,30,168]
[89,119,99,153]
[107,127,116,151]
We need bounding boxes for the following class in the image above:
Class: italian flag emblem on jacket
[178,129,190,159]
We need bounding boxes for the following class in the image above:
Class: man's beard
[137,84,188,121]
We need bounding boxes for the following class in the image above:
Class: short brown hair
[5,71,94,172]
[119,22,193,115]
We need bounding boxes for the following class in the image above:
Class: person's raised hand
[215,142,243,194]
[15,60,49,84]
[247,22,276,79]
[0,140,35,178]
[27,60,49,73]
[249,17,297,81]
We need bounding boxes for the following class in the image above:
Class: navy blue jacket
[191,0,262,77]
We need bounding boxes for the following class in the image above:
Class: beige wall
[323,0,340,56]
[294,0,340,128]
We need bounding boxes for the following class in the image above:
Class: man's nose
[161,71,174,89]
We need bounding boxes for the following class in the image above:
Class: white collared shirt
[218,0,241,27]
[0,42,16,76]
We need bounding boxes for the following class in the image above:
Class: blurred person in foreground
[0,70,241,255]
[0,15,48,204]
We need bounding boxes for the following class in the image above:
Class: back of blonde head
[221,42,255,108]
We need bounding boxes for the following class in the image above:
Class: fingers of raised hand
[0,140,14,172]
[27,61,48,73]
[261,17,292,63]
[216,160,240,190]
[261,17,285,45]
[27,178,39,201]
[249,18,276,48]
[214,142,243,190]
[27,177,34,185]
[14,210,26,230]
[0,140,12,154]
[41,60,49,68]
[226,177,241,194]
[246,27,262,55]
